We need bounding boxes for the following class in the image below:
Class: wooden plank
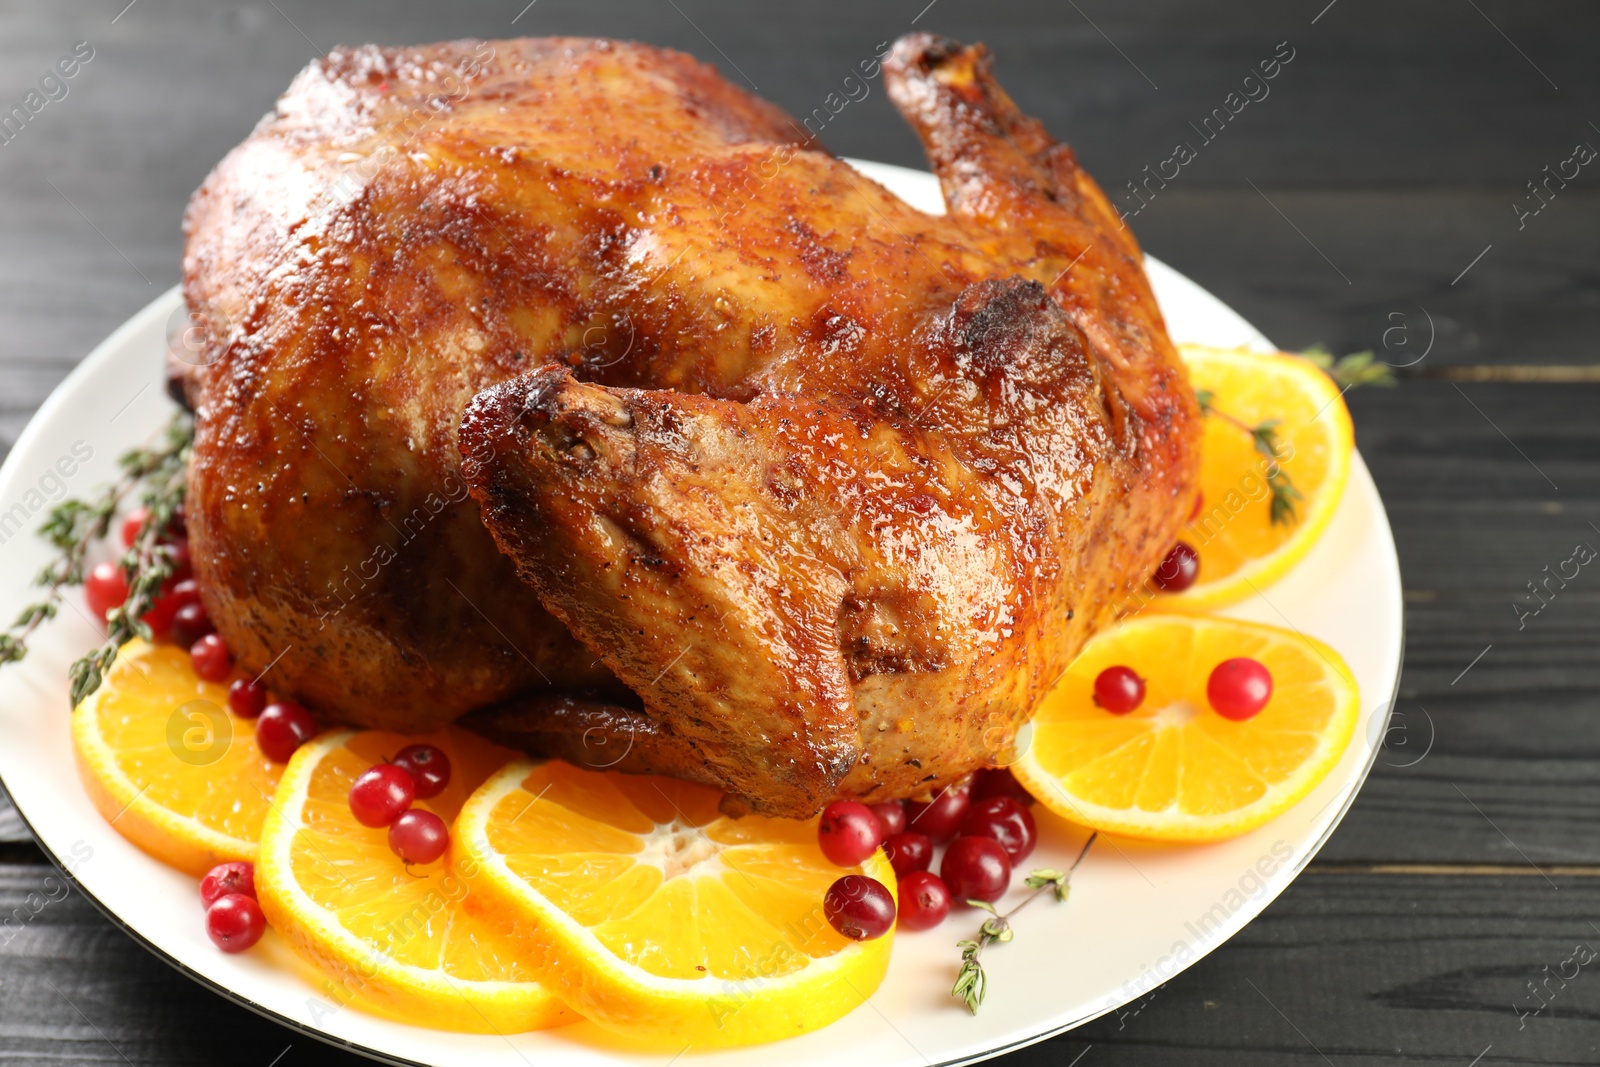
[4,862,1599,1065]
[0,0,1592,448]
[1137,191,1600,368]
[10,0,1597,196]
[0,863,344,1064]
[1274,380,1600,865]
[1019,870,1600,1065]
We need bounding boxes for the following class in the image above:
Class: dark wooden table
[3,1,1596,1063]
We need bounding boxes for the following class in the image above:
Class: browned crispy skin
[455,36,1199,816]
[180,34,1198,808]
[178,38,803,727]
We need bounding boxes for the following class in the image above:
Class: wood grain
[6,865,1600,1066]
[0,0,1594,1063]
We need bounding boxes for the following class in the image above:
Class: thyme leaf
[952,832,1097,1015]
[0,411,193,704]
[1194,394,1302,527]
[1298,345,1397,389]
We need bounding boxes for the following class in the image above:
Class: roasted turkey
[174,34,1200,818]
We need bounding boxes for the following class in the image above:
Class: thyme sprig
[0,412,193,705]
[1190,346,1393,529]
[1194,390,1302,527]
[1298,346,1397,390]
[952,831,1097,1015]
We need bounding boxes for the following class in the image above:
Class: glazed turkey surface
[175,34,1200,817]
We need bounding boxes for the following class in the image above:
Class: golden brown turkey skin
[178,34,1199,806]
[463,277,1134,816]
[177,37,809,726]
[456,36,1200,816]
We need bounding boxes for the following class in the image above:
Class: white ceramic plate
[0,160,1401,1066]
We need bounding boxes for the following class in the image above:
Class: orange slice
[256,728,571,1033]
[1013,614,1359,841]
[454,760,896,1047]
[1151,345,1354,610]
[71,637,281,877]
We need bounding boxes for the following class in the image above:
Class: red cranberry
[141,576,197,640]
[941,835,1012,904]
[823,874,895,941]
[166,537,193,583]
[349,764,416,828]
[84,562,128,623]
[868,799,907,837]
[1208,657,1273,721]
[141,598,177,640]
[205,892,265,952]
[169,503,188,538]
[256,701,317,763]
[392,744,452,799]
[896,870,951,931]
[199,861,255,907]
[170,601,214,649]
[164,578,202,611]
[1094,665,1146,714]
[1152,541,1199,592]
[961,796,1038,863]
[389,809,449,865]
[883,831,933,877]
[190,633,232,683]
[817,800,883,867]
[228,678,267,720]
[120,506,151,548]
[905,781,971,843]
[970,767,1034,807]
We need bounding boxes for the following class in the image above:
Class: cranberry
[970,767,1034,806]
[868,799,907,837]
[961,796,1038,863]
[199,861,255,907]
[941,835,1012,904]
[256,701,317,763]
[883,831,933,876]
[190,633,232,683]
[1152,541,1199,592]
[120,506,151,548]
[141,576,193,640]
[228,677,267,719]
[166,537,193,583]
[84,562,128,623]
[349,764,416,828]
[205,892,265,953]
[169,503,188,538]
[141,599,177,640]
[1094,665,1146,714]
[905,781,971,843]
[896,870,951,931]
[817,800,883,867]
[1208,657,1273,721]
[164,578,202,611]
[389,809,449,864]
[392,744,452,799]
[823,874,895,941]
[170,601,213,649]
